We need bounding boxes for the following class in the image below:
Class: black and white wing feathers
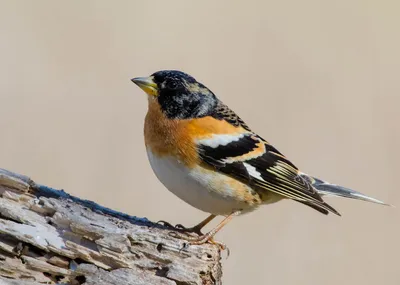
[201,103,341,215]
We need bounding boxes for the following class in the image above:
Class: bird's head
[131,70,217,119]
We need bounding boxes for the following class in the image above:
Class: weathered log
[0,168,222,284]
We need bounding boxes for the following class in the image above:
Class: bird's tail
[300,173,390,206]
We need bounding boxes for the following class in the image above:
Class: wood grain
[0,168,222,285]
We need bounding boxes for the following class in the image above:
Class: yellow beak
[131,76,158,96]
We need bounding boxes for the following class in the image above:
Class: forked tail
[301,174,390,206]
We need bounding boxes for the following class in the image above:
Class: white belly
[146,149,254,215]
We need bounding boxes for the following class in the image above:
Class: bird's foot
[156,220,175,229]
[169,231,228,253]
[174,223,204,236]
[157,220,204,236]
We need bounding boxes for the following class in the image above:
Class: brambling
[131,70,388,248]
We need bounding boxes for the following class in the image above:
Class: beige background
[1,1,399,284]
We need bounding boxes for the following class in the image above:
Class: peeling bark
[0,168,222,285]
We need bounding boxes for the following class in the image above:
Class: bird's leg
[158,214,216,236]
[175,214,216,235]
[170,211,240,249]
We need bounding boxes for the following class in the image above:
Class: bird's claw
[158,221,203,237]
[156,220,175,229]
[168,231,229,255]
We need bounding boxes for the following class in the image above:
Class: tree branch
[0,168,222,285]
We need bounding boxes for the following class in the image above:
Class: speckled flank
[146,148,261,215]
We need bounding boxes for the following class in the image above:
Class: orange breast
[144,100,247,168]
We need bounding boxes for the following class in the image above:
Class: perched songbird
[131,70,388,248]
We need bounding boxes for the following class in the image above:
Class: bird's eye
[167,81,178,90]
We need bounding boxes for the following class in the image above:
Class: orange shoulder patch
[144,101,247,167]
[186,116,247,140]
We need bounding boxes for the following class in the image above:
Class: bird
[131,70,388,249]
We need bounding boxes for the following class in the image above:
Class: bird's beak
[131,76,158,96]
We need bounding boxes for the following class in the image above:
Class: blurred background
[1,1,399,284]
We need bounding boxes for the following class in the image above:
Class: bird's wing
[198,103,340,215]
[212,101,253,131]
